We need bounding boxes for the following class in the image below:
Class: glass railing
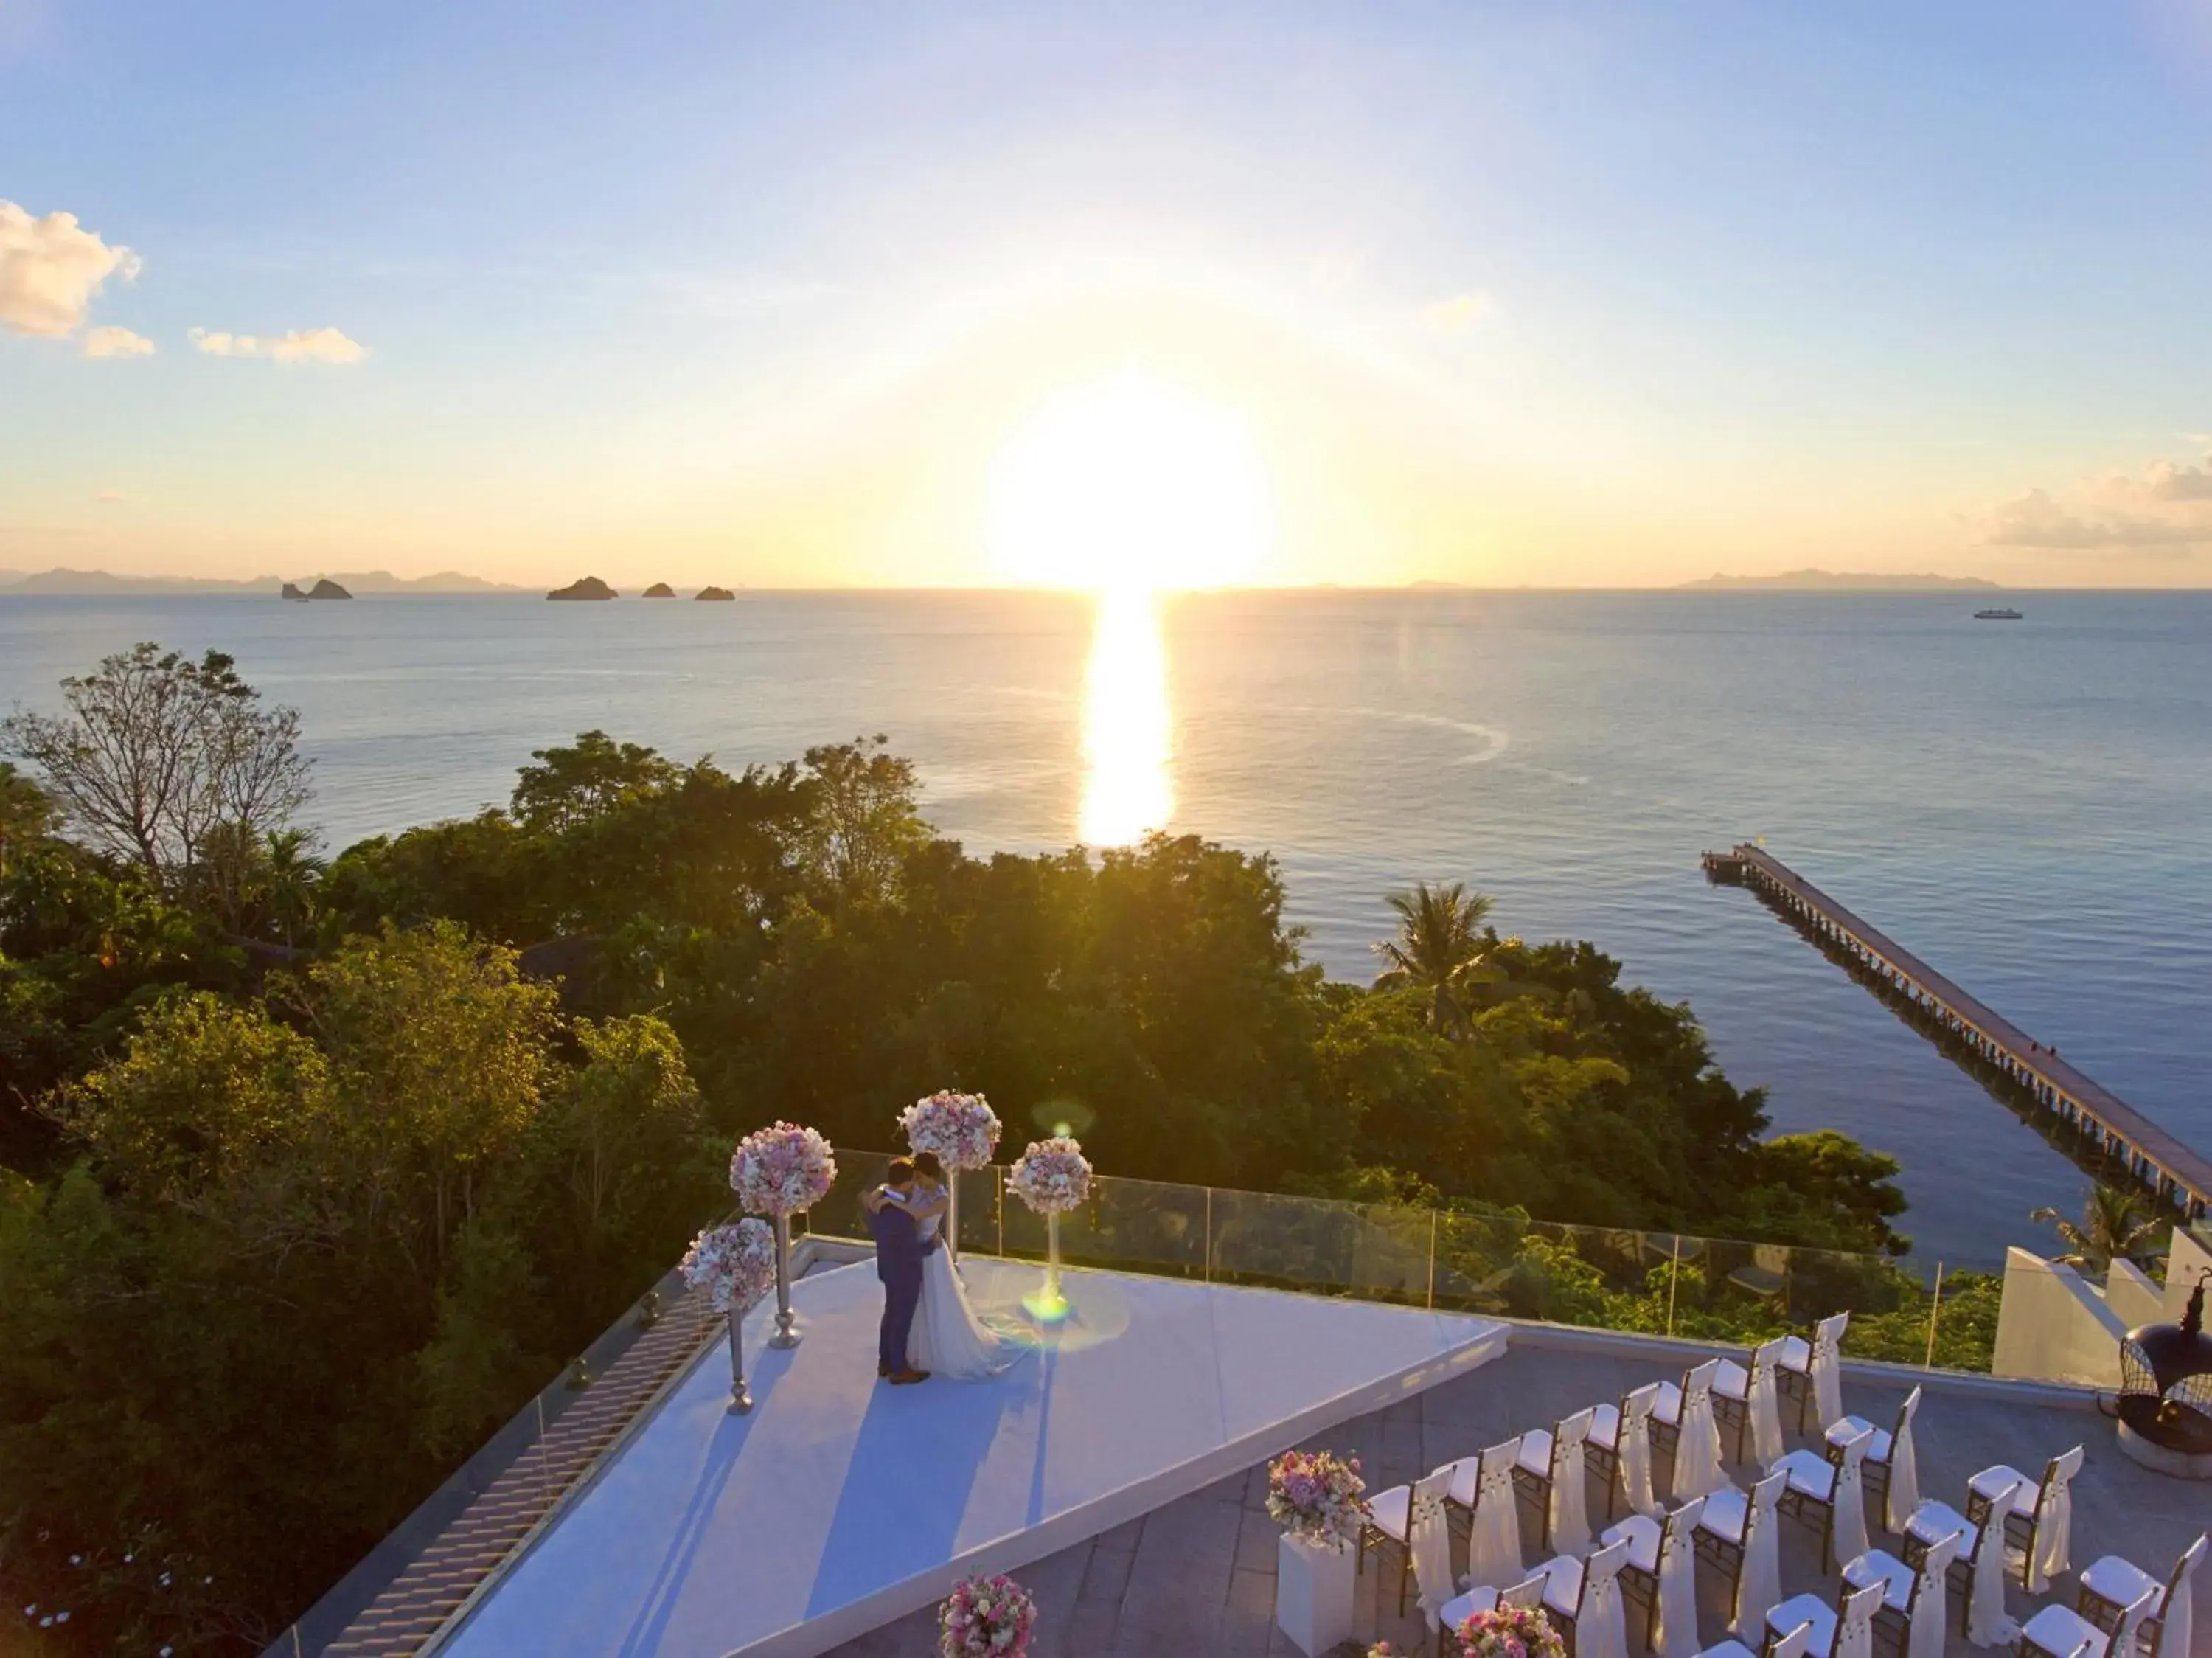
[807,1151,2000,1375]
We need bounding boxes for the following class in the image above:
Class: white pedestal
[1276,1532,1357,1657]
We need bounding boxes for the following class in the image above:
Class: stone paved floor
[825,1337,2211,1658]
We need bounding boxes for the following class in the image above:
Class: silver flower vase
[726,1303,752,1413]
[770,1213,800,1347]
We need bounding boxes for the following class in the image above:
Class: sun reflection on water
[1079,589,1173,846]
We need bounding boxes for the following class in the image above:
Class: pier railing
[811,1151,2001,1376]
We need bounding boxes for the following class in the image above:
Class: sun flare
[987,371,1274,593]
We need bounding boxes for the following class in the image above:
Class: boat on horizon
[1973,607,2024,620]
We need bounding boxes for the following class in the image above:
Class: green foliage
[0,707,1933,1653]
[2028,1182,2168,1274]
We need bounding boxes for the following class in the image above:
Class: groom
[870,1157,935,1385]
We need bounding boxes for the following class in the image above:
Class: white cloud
[82,325,154,359]
[0,200,142,338]
[96,490,127,504]
[1421,291,1496,334]
[1984,458,2212,552]
[189,325,366,365]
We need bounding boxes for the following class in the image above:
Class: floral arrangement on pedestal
[937,1572,1037,1658]
[1006,1135,1091,1214]
[1449,1604,1568,1658]
[679,1219,777,1312]
[730,1121,837,1215]
[899,1090,1001,1170]
[1266,1449,1368,1552]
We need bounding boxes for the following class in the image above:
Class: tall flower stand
[769,1213,800,1347]
[1275,1533,1354,1657]
[1022,1212,1070,1324]
[726,1305,753,1413]
[943,1179,960,1266]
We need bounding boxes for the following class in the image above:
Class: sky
[4,1,2212,589]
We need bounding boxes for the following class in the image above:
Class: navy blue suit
[870,1193,936,1373]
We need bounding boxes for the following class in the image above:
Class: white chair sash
[1733,1470,1787,1637]
[1809,1311,1847,1428]
[1552,1408,1596,1557]
[1837,1579,1885,1658]
[1966,1482,2020,1648]
[1748,1339,1787,1466]
[1411,1467,1456,1630]
[2113,1586,2160,1658]
[1579,1537,1633,1658]
[1908,1529,1963,1658]
[2026,1445,2084,1593]
[1655,1495,1705,1658]
[1675,1360,1726,1501]
[2163,1534,2204,1658]
[1621,1384,1661,1517]
[1468,1437,1524,1591]
[1830,1427,1871,1569]
[1885,1387,1922,1533]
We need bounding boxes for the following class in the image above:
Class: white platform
[438,1256,1507,1658]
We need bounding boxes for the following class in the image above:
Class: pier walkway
[1703,842,2211,1219]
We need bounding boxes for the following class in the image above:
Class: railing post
[1924,1263,1946,1370]
[1426,1208,1438,1310]
[996,1164,1005,1258]
[1665,1235,1682,1339]
[534,1394,553,1511]
[1203,1186,1214,1283]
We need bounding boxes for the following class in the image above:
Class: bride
[866,1153,1023,1380]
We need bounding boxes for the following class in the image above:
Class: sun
[986,370,1275,592]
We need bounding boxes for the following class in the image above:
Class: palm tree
[1371,881,1503,1036]
[259,828,327,948]
[2028,1183,2169,1274]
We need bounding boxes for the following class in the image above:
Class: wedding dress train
[908,1207,1023,1380]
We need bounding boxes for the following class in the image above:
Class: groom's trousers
[879,1261,922,1373]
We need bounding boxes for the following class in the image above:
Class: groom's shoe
[878,1363,892,1378]
[887,1368,931,1385]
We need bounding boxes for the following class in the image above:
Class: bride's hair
[911,1151,945,1184]
[886,1156,916,1185]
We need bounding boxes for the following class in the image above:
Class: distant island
[695,585,736,601]
[0,566,524,595]
[547,576,618,601]
[642,581,677,598]
[1679,569,2001,592]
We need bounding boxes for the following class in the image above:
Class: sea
[5,587,2208,1269]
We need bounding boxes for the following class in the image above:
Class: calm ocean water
[4,589,2208,1268]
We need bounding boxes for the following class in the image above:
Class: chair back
[1812,1311,1849,1361]
[1622,1381,1659,1435]
[1660,1494,1704,1567]
[2036,1443,2084,1524]
[1837,1579,1887,1658]
[1501,1574,1548,1612]
[1683,1356,1720,1407]
[1766,1620,1818,1658]
[2168,1531,2209,1606]
[2116,1584,2162,1658]
[1893,1384,1921,1446]
[1411,1466,1453,1532]
[1745,1467,1787,1543]
[1907,1527,1964,1618]
[1833,1424,1872,1485]
[1554,1406,1596,1479]
[1751,1336,1785,1387]
[1478,1436,1521,1502]
[1579,1536,1632,1618]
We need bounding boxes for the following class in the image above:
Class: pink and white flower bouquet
[730,1121,837,1217]
[937,1572,1037,1658]
[680,1219,776,1313]
[1265,1449,1368,1551]
[899,1090,1001,1170]
[1006,1135,1092,1215]
[1450,1604,1567,1658]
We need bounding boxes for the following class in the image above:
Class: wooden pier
[1703,842,2211,1220]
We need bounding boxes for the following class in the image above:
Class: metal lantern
[2115,1267,2212,1474]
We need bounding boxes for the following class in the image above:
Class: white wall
[1992,1227,2208,1388]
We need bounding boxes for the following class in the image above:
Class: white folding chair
[1766,1578,1886,1658]
[1843,1527,1963,1658]
[1826,1385,1921,1533]
[1534,1535,1632,1658]
[1714,1339,1790,1466]
[1436,1572,1546,1658]
[2076,1532,2205,1658]
[2018,1585,2160,1658]
[1604,1495,1703,1658]
[1697,1468,1788,1638]
[1778,1311,1850,1433]
[1908,1446,2083,1595]
[1587,1381,1663,1519]
[1772,1425,1872,1573]
[1449,1436,1526,1594]
[1513,1406,1596,1556]
[1654,1359,1727,1500]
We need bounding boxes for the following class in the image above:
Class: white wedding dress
[896,1193,1024,1380]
